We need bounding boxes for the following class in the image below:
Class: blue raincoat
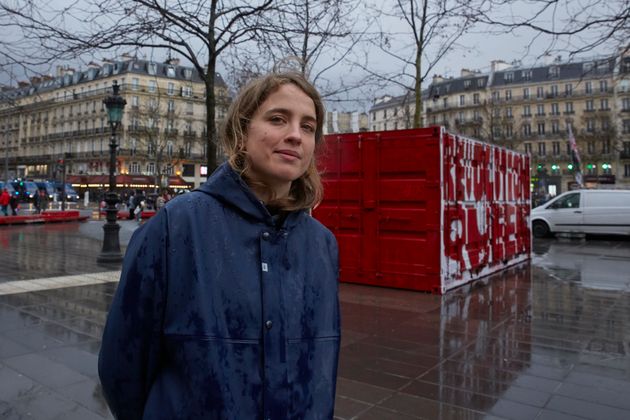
[99,163,340,419]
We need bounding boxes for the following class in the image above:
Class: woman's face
[244,83,317,199]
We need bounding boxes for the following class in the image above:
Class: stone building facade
[370,51,630,193]
[0,56,229,190]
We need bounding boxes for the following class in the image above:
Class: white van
[531,189,630,238]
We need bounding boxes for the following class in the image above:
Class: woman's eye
[302,124,315,133]
[270,116,285,124]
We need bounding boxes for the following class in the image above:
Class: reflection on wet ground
[0,223,629,419]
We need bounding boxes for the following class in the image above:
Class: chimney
[165,57,180,66]
[18,81,30,88]
[460,69,479,77]
[87,61,101,69]
[490,60,510,72]
[432,74,445,84]
[30,76,41,85]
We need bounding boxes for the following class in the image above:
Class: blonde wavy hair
[221,72,325,211]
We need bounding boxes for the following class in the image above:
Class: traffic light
[551,164,559,171]
[567,164,574,170]
[586,164,594,170]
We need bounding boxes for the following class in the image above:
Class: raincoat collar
[196,163,305,229]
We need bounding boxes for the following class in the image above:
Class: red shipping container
[313,127,531,294]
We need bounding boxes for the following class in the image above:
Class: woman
[99,72,340,419]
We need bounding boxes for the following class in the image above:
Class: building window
[148,63,157,75]
[537,87,544,98]
[537,123,545,135]
[493,126,502,137]
[505,90,512,100]
[602,139,610,154]
[622,98,630,111]
[524,143,532,154]
[130,138,137,156]
[552,121,560,134]
[505,124,513,138]
[131,96,139,108]
[167,82,175,95]
[601,118,610,131]
[147,162,155,174]
[550,85,558,97]
[186,102,194,115]
[166,66,176,78]
[477,79,484,88]
[148,142,155,156]
[504,72,513,82]
[464,80,472,88]
[167,100,175,112]
[523,88,530,99]
[538,142,546,156]
[383,109,387,118]
[586,119,596,132]
[506,107,513,118]
[602,164,612,175]
[552,141,560,155]
[130,161,140,173]
[585,81,592,94]
[182,86,192,97]
[473,93,480,104]
[132,78,139,91]
[565,102,574,114]
[587,141,595,153]
[565,84,572,96]
[624,120,630,134]
[600,80,608,92]
[624,164,630,178]
[551,103,560,115]
[549,66,559,78]
[523,105,531,117]
[523,124,531,137]
[537,104,545,116]
[459,95,465,106]
[586,100,594,111]
[442,98,448,108]
[167,141,174,157]
[600,98,609,110]
[149,80,157,93]
[624,142,630,154]
[522,70,532,81]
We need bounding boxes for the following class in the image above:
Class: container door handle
[573,210,582,213]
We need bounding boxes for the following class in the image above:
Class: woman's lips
[276,150,301,160]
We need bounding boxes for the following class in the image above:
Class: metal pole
[4,129,8,183]
[97,122,122,264]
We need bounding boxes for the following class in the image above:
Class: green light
[586,164,593,169]
[602,163,610,169]
[568,164,574,170]
[537,164,543,169]
[551,164,558,170]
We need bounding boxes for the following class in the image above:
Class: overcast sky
[1,0,623,112]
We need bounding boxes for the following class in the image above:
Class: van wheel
[533,221,550,238]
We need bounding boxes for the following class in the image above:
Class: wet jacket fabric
[98,163,340,420]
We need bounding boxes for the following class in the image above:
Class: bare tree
[0,0,274,172]
[473,0,629,58]
[361,0,489,128]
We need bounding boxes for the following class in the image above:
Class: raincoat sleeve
[98,210,169,420]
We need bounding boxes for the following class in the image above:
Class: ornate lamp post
[98,81,127,263]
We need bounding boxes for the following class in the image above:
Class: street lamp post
[98,81,127,264]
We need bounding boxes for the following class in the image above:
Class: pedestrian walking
[127,191,135,220]
[99,72,340,419]
[0,188,9,216]
[9,194,18,216]
[33,191,42,214]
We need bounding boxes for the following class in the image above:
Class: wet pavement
[0,219,629,419]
